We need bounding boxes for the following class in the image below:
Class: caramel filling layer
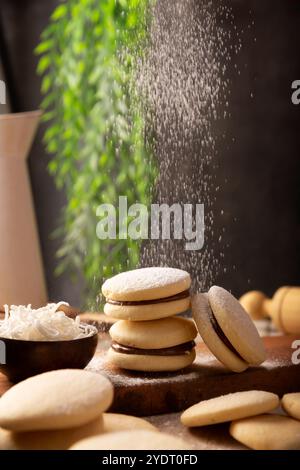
[207,307,245,362]
[107,290,190,306]
[111,340,195,356]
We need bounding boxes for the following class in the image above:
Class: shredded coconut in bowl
[0,302,96,341]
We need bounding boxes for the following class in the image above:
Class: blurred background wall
[0,0,299,306]
[215,0,300,298]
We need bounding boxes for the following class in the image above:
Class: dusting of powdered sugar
[208,285,266,363]
[208,285,257,332]
[87,347,222,389]
[137,0,242,293]
[102,266,190,300]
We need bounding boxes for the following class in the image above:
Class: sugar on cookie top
[102,267,191,301]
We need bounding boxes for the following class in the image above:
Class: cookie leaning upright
[192,286,266,372]
[102,267,191,321]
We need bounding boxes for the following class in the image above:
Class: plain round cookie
[0,415,156,450]
[70,430,192,450]
[102,413,157,433]
[208,286,266,365]
[107,348,196,372]
[181,390,279,427]
[104,296,190,321]
[102,267,191,301]
[0,413,159,450]
[0,369,113,432]
[0,416,104,450]
[229,414,300,450]
[192,294,248,372]
[110,317,197,349]
[282,393,300,420]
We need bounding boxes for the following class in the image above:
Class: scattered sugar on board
[87,351,216,387]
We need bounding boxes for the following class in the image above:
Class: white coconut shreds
[0,302,94,341]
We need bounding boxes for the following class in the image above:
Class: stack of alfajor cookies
[102,267,197,372]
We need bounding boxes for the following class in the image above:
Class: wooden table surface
[147,412,247,450]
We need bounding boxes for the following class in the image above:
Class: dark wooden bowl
[0,324,98,383]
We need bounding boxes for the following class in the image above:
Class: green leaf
[51,4,68,21]
[37,55,51,74]
[35,40,54,55]
[37,0,157,308]
[41,75,51,93]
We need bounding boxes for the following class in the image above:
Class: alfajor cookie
[282,393,300,420]
[108,316,197,372]
[70,430,192,450]
[192,287,266,372]
[0,369,113,432]
[229,414,300,450]
[102,267,191,321]
[181,390,279,427]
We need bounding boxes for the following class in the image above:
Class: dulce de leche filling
[207,307,245,362]
[106,290,190,306]
[111,340,195,356]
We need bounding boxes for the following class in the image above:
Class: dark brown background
[0,0,299,307]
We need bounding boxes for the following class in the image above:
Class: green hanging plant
[36,0,157,307]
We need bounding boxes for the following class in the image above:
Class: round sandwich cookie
[110,317,197,349]
[229,414,300,450]
[107,317,197,372]
[181,390,279,427]
[102,267,191,321]
[0,369,113,432]
[282,393,300,420]
[108,348,196,372]
[70,430,192,450]
[192,288,266,372]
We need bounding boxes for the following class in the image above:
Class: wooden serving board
[86,334,300,416]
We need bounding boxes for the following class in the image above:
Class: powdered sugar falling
[138,0,242,292]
